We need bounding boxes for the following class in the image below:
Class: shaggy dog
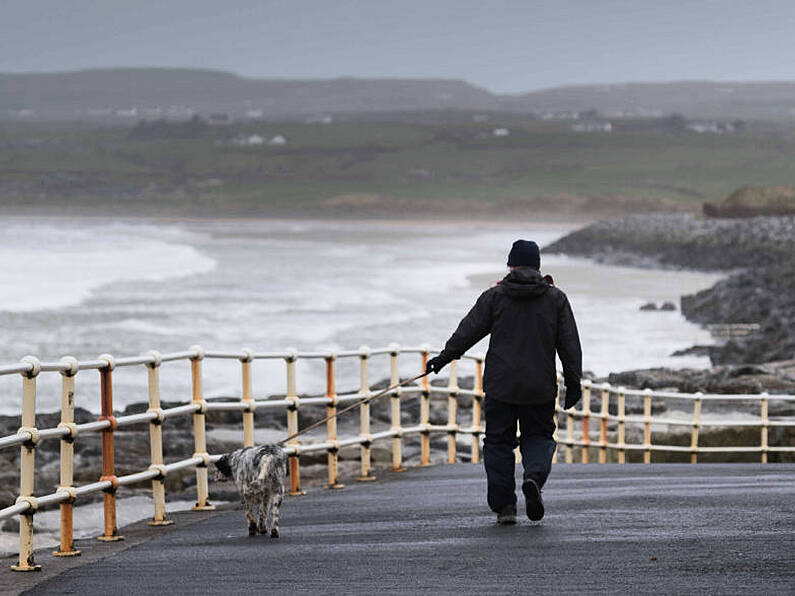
[214,444,287,537]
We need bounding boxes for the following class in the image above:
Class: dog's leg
[270,492,283,538]
[257,494,271,535]
[245,497,257,536]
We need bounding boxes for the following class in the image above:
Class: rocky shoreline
[545,214,795,364]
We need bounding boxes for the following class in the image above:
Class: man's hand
[425,356,447,374]
[564,383,582,410]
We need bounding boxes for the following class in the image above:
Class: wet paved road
[11,464,795,595]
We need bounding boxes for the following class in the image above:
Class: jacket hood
[498,267,550,298]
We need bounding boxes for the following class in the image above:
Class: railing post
[643,388,653,464]
[599,384,610,464]
[760,392,769,464]
[357,346,376,482]
[471,355,484,464]
[190,346,214,511]
[690,392,702,464]
[285,349,306,494]
[580,381,591,463]
[240,348,255,448]
[389,344,404,472]
[97,354,124,541]
[565,391,574,464]
[552,376,561,463]
[419,346,432,466]
[617,387,626,464]
[145,351,172,526]
[325,353,344,489]
[12,356,41,572]
[446,360,459,464]
[54,356,82,555]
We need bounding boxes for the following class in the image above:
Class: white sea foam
[0,220,216,312]
[0,218,723,414]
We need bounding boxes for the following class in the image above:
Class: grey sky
[2,1,794,93]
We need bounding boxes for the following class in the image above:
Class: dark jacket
[437,267,582,405]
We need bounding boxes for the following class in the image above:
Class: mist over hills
[3,68,795,122]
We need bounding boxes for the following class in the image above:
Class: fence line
[1,344,793,571]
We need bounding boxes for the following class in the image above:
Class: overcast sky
[2,1,794,93]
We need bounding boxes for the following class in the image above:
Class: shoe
[522,478,544,521]
[497,503,517,525]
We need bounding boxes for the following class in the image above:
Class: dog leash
[278,371,430,446]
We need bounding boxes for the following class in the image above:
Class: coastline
[545,214,795,364]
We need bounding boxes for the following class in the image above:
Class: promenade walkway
[8,464,795,595]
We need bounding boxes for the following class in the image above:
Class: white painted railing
[0,345,793,572]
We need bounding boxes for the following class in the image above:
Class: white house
[233,134,265,146]
[572,121,612,133]
[269,135,287,145]
[492,128,510,137]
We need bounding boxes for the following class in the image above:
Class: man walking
[426,240,582,524]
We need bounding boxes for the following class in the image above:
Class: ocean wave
[0,221,216,312]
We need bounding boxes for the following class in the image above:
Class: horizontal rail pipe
[0,345,792,572]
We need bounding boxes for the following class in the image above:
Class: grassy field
[2,114,794,216]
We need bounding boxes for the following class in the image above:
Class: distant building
[539,110,581,121]
[306,114,333,124]
[686,121,735,134]
[572,120,612,133]
[492,128,510,137]
[233,134,265,146]
[113,107,139,118]
[245,109,264,119]
[269,135,287,145]
[208,113,230,125]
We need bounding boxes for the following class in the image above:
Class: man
[426,239,582,525]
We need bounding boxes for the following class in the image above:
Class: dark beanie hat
[507,240,540,269]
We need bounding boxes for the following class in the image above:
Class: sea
[0,216,722,415]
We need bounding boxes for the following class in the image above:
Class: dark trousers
[483,397,557,513]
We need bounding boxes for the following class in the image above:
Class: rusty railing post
[446,360,459,464]
[389,344,404,472]
[240,348,255,448]
[643,388,653,464]
[54,356,81,555]
[357,346,376,482]
[146,351,172,526]
[285,349,305,495]
[11,356,42,571]
[471,355,484,464]
[325,353,344,489]
[580,380,591,463]
[599,384,610,463]
[419,346,432,466]
[97,354,123,541]
[690,392,702,464]
[190,346,214,511]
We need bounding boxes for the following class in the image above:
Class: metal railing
[1,344,793,572]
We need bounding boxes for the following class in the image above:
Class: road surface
[7,463,795,595]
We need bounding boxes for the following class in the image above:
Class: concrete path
[9,464,795,595]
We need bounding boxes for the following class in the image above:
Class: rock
[640,302,658,311]
[603,364,795,395]
[704,185,795,218]
[546,214,795,365]
[660,302,677,311]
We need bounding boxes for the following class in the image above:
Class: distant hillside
[0,69,499,120]
[2,69,795,121]
[500,81,795,121]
